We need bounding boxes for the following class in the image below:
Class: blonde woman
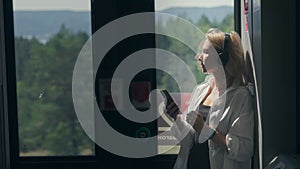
[167,28,254,169]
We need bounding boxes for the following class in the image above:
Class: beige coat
[172,77,254,169]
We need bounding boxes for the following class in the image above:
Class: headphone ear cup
[219,33,230,66]
[219,52,229,66]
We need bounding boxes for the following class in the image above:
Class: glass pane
[13,0,94,156]
[155,0,234,154]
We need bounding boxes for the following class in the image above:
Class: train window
[2,0,240,168]
[154,0,235,154]
[13,0,94,156]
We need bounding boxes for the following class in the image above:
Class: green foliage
[16,26,93,156]
[219,14,235,32]
[196,14,234,33]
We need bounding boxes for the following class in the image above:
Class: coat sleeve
[225,89,254,162]
[170,116,195,169]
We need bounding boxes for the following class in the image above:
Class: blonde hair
[206,28,247,87]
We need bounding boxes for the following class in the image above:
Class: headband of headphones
[217,33,230,66]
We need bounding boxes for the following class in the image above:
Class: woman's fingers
[170,108,180,119]
[166,102,176,110]
[166,102,181,119]
[186,111,205,132]
[186,111,197,125]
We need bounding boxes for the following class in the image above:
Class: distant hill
[160,6,233,23]
[14,11,91,40]
[13,6,233,41]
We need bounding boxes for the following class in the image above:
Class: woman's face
[194,39,220,74]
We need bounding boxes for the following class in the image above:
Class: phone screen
[160,90,174,106]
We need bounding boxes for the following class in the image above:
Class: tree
[219,14,234,32]
[16,26,93,156]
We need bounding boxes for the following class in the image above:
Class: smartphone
[160,89,175,106]
[160,90,179,119]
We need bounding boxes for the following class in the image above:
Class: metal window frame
[234,0,241,35]
[1,1,98,169]
[297,0,300,155]
[0,0,11,168]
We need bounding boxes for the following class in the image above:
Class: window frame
[0,0,11,168]
[2,0,98,169]
[297,0,300,154]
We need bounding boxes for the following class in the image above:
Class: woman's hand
[166,102,181,120]
[186,111,205,133]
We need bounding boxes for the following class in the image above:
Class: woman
[167,28,254,169]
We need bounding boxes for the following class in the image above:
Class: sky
[155,0,233,11]
[13,0,91,11]
[13,0,233,11]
